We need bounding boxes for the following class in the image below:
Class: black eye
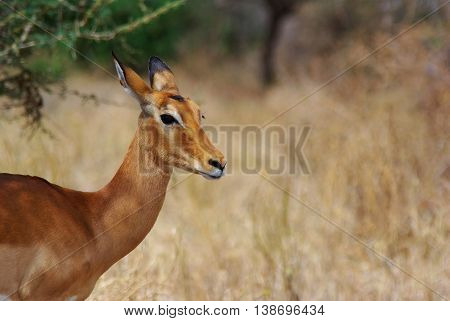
[160,114,179,126]
[169,94,185,102]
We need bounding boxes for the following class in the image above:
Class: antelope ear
[112,51,151,103]
[148,56,179,94]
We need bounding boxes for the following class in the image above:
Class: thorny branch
[0,0,185,130]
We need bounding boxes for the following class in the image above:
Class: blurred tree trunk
[262,0,296,86]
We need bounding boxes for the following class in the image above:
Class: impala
[0,53,226,300]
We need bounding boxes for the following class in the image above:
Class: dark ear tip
[148,56,171,72]
[148,56,162,64]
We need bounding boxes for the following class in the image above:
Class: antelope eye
[160,114,179,126]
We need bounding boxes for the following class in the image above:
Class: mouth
[200,172,222,180]
[197,169,224,180]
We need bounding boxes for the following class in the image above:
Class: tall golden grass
[0,25,448,300]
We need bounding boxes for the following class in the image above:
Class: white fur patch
[114,60,138,100]
[0,294,11,301]
[193,159,203,172]
[66,295,77,301]
[160,105,185,128]
[142,103,156,116]
[114,60,126,85]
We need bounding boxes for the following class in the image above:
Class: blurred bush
[1,0,448,128]
[0,0,186,128]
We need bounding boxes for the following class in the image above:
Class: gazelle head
[112,53,226,179]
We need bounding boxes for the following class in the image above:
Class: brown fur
[0,56,225,300]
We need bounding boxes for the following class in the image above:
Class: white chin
[200,173,221,180]
[199,168,224,180]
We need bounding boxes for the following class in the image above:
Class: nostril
[209,159,224,170]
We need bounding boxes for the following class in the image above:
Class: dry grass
[0,25,448,300]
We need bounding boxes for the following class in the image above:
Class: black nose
[208,159,225,171]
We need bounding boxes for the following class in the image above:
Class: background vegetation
[0,0,449,299]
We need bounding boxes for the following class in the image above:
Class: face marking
[142,103,156,116]
[193,159,202,172]
[66,295,78,301]
[161,105,185,127]
[113,53,225,179]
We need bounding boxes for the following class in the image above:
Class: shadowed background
[0,0,449,300]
